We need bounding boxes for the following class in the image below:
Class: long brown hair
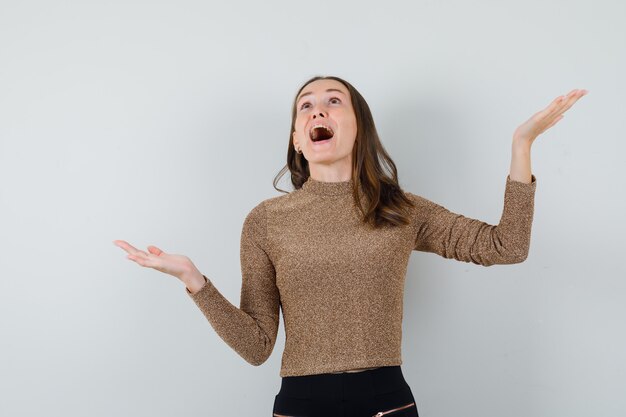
[273,75,416,228]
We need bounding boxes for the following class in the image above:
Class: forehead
[297,79,349,101]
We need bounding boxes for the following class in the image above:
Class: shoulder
[402,190,436,210]
[401,189,448,224]
[402,190,420,203]
[251,188,304,217]
[244,191,294,222]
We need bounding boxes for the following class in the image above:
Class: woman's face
[292,79,357,167]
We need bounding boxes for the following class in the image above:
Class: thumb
[147,245,163,256]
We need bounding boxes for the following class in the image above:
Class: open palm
[514,88,588,145]
[113,239,195,280]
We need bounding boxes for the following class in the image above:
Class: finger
[113,240,142,255]
[552,89,587,115]
[564,88,579,97]
[134,250,151,259]
[556,89,587,115]
[147,245,163,256]
[526,89,586,135]
[127,252,155,267]
[128,254,149,266]
[535,94,568,120]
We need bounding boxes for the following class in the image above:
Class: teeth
[309,123,334,135]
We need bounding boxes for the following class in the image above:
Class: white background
[1,0,624,416]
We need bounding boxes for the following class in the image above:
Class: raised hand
[513,88,588,147]
[112,239,199,282]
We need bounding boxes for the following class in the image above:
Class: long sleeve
[185,201,280,366]
[410,174,537,266]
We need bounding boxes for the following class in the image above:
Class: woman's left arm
[509,88,588,184]
[412,88,589,265]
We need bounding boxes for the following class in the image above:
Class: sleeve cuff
[185,274,209,295]
[506,173,537,187]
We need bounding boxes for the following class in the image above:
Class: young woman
[114,76,586,417]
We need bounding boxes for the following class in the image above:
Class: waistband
[278,366,409,400]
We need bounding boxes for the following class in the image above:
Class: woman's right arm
[185,201,280,367]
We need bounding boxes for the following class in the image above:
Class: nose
[311,110,327,119]
[309,100,328,119]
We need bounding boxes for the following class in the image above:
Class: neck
[300,176,362,196]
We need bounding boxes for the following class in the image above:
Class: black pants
[272,366,419,417]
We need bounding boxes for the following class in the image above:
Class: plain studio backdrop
[1,0,624,416]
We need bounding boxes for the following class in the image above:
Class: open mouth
[309,125,335,142]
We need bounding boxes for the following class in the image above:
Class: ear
[292,131,299,149]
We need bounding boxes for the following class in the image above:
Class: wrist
[512,137,532,154]
[184,273,208,295]
[180,268,204,286]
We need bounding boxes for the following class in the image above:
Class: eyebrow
[297,88,347,103]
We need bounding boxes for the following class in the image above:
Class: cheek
[346,115,357,136]
[296,118,306,133]
[343,110,357,128]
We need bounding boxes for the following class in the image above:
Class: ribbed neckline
[301,176,356,196]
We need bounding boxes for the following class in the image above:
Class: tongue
[311,126,334,142]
